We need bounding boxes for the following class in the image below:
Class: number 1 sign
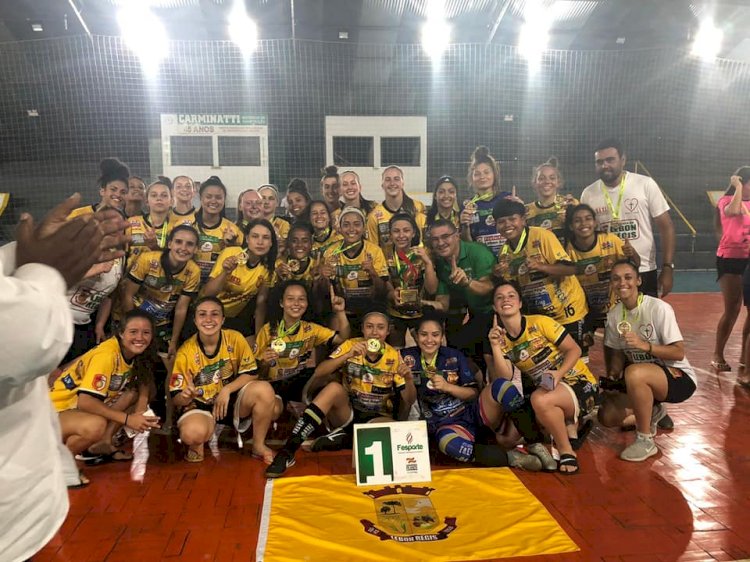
[354,421,431,486]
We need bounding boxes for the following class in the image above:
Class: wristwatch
[662,263,674,269]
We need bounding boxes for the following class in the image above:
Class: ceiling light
[339,30,349,40]
[691,19,723,60]
[31,23,43,32]
[117,4,169,75]
[518,0,550,70]
[228,1,258,56]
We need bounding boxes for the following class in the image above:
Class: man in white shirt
[580,138,676,298]
[0,194,127,562]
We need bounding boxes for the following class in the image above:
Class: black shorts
[660,365,697,404]
[717,256,748,279]
[562,318,587,351]
[270,369,314,402]
[640,269,658,298]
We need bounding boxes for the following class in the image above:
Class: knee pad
[436,424,475,463]
[490,378,524,412]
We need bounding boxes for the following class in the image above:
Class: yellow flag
[257,467,578,561]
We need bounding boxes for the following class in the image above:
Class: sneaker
[507,449,543,472]
[650,403,668,435]
[527,443,557,471]
[620,434,658,462]
[657,413,674,430]
[265,450,296,478]
[310,428,352,452]
[74,449,102,462]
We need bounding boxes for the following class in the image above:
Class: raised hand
[448,255,469,286]
[222,255,239,273]
[330,284,346,312]
[488,314,506,347]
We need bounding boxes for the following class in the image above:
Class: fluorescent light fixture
[117,4,169,75]
[518,0,550,69]
[31,23,43,32]
[421,18,451,60]
[691,19,723,60]
[228,1,258,56]
[339,30,349,40]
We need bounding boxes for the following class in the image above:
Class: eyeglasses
[430,232,457,244]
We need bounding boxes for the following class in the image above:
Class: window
[218,136,261,166]
[169,136,213,166]
[333,136,374,167]
[381,137,421,167]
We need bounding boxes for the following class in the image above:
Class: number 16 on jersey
[354,421,432,486]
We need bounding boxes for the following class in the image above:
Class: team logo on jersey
[518,349,530,362]
[360,485,456,543]
[92,374,107,391]
[541,219,552,229]
[289,347,300,359]
[61,374,76,390]
[347,270,359,280]
[584,264,597,276]
[403,354,416,368]
[485,215,495,226]
[201,242,213,252]
[170,373,184,388]
[640,323,654,340]
[624,198,639,212]
[362,372,374,384]
[150,260,159,269]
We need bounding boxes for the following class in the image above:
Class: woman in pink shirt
[713,168,750,382]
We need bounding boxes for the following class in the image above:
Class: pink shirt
[717,195,750,259]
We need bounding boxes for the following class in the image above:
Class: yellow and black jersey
[208,247,273,317]
[384,245,426,319]
[126,214,171,270]
[128,250,201,326]
[193,217,244,283]
[524,194,579,245]
[311,229,343,260]
[274,256,318,285]
[366,201,427,248]
[66,205,97,220]
[330,338,405,417]
[566,232,627,320]
[321,240,389,315]
[499,226,587,325]
[255,321,336,381]
[491,314,596,391]
[50,337,134,412]
[169,329,257,411]
[167,207,197,230]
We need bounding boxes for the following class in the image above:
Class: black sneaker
[265,450,296,479]
[310,428,352,452]
[657,413,674,430]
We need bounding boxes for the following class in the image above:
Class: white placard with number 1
[353,420,431,486]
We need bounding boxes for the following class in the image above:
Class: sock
[286,403,325,453]
[436,425,474,463]
[490,378,524,412]
[637,431,654,441]
[472,444,509,467]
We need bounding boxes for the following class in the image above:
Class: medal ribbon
[621,293,644,324]
[420,352,438,374]
[277,319,300,339]
[332,240,363,256]
[393,248,418,288]
[600,172,627,220]
[314,227,331,243]
[500,227,528,256]
[469,191,495,205]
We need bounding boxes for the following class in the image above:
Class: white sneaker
[620,434,658,462]
[650,403,667,435]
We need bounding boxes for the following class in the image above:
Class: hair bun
[472,145,491,160]
[156,175,173,189]
[545,156,559,168]
[287,178,308,191]
[99,157,129,176]
[323,165,338,176]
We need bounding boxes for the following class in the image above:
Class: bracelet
[124,413,129,427]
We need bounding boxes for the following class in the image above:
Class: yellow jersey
[366,201,427,248]
[330,338,405,417]
[384,245,426,319]
[499,226,587,325]
[208,247,273,317]
[524,194,579,245]
[494,314,597,391]
[50,337,134,412]
[566,232,627,321]
[167,207,197,229]
[126,214,171,270]
[127,250,201,327]
[169,329,258,411]
[67,205,97,220]
[322,240,389,315]
[193,217,245,283]
[255,321,336,381]
[311,229,343,260]
[272,217,291,245]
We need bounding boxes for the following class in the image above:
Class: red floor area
[35,293,750,562]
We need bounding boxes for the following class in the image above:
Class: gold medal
[366,338,381,353]
[236,250,249,266]
[271,338,287,353]
[617,321,631,335]
[287,259,300,273]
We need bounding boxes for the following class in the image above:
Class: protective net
[1,35,749,260]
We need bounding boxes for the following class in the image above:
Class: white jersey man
[580,138,675,298]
